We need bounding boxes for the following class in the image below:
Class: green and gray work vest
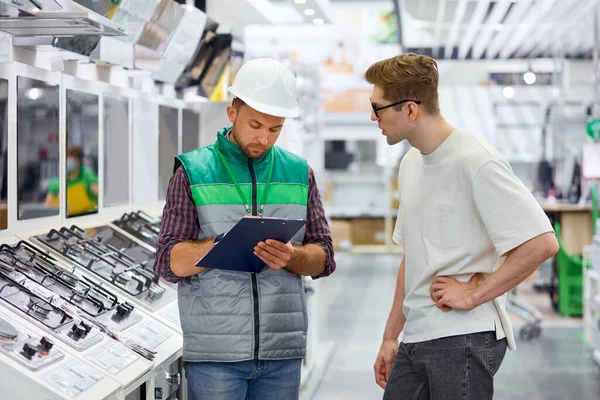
[175,127,310,362]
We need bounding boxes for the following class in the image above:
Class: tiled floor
[312,253,600,400]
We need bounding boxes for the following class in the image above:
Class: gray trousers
[383,331,508,400]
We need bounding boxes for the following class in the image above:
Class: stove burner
[60,271,79,286]
[71,291,85,303]
[34,226,173,310]
[116,273,131,285]
[0,260,13,274]
[0,317,17,340]
[28,299,52,318]
[113,212,161,248]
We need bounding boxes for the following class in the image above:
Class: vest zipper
[248,158,258,215]
[248,158,260,360]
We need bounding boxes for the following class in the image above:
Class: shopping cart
[506,289,543,341]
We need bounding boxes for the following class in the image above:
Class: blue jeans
[184,359,302,400]
[383,331,508,400]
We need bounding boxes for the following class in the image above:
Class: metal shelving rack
[584,243,600,367]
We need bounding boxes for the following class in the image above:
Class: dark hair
[66,145,83,162]
[232,97,246,110]
[365,53,440,115]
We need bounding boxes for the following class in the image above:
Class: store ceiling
[399,0,598,60]
[271,0,598,59]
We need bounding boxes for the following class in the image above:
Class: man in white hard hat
[155,58,336,400]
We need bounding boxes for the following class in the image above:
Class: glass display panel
[104,95,130,207]
[17,76,60,220]
[158,106,178,201]
[65,89,99,218]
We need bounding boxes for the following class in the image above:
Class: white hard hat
[228,58,299,118]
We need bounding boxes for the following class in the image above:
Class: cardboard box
[0,203,6,230]
[390,177,400,209]
[330,219,352,250]
[351,218,386,245]
[324,89,372,114]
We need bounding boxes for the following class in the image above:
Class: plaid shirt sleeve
[304,167,336,279]
[154,166,199,283]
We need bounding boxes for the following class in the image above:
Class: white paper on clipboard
[582,142,600,179]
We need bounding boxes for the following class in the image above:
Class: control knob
[40,337,54,352]
[79,321,92,334]
[71,323,86,339]
[119,302,134,317]
[22,343,36,360]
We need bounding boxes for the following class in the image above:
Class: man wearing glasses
[366,53,558,399]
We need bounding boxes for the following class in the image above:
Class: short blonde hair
[365,53,440,115]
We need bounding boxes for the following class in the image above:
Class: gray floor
[312,253,600,400]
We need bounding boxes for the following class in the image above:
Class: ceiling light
[304,8,315,16]
[27,88,43,100]
[313,18,325,25]
[503,87,515,99]
[294,0,307,3]
[524,71,536,85]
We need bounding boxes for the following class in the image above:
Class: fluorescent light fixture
[304,8,315,16]
[313,18,324,25]
[295,0,307,3]
[524,71,536,85]
[27,88,43,100]
[503,87,515,99]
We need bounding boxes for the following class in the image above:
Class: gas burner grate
[0,271,73,330]
[0,317,17,341]
[0,242,121,319]
[112,211,161,248]
[32,225,175,312]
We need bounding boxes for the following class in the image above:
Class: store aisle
[313,254,600,400]
[313,253,399,400]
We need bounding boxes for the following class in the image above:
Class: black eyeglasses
[371,98,421,119]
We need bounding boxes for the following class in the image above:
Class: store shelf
[325,112,373,125]
[584,245,600,370]
[350,244,404,254]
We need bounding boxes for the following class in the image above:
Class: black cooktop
[32,226,175,312]
[112,211,161,249]
[0,241,141,332]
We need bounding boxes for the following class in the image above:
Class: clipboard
[195,217,307,273]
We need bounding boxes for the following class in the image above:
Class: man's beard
[230,127,266,159]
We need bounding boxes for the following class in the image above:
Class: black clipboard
[195,217,307,273]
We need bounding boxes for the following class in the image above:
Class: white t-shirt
[393,128,553,351]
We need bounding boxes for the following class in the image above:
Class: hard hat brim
[228,88,299,119]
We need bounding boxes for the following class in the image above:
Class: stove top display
[81,225,157,276]
[32,227,176,312]
[0,263,102,351]
[0,315,65,371]
[0,241,142,333]
[112,211,161,249]
[0,241,166,364]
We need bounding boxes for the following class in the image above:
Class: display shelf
[584,244,600,370]
[351,244,404,254]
